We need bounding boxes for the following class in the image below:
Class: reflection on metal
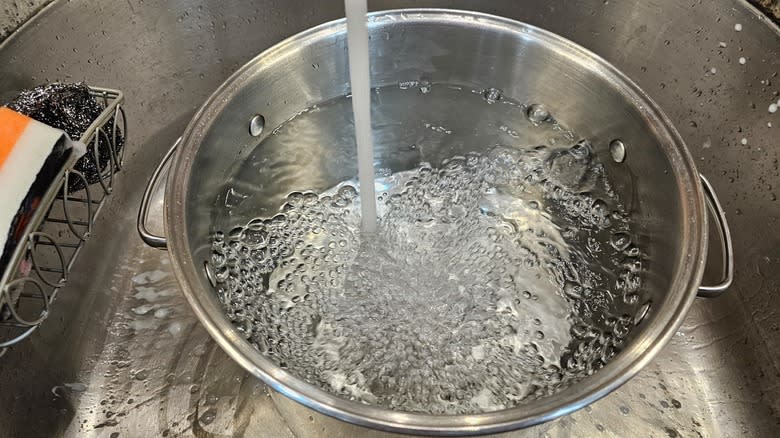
[137,138,179,250]
[697,174,735,297]
[0,87,125,354]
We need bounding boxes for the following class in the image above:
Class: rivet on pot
[204,261,217,288]
[634,300,651,326]
[249,114,265,137]
[609,139,626,163]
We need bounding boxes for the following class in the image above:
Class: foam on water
[210,126,644,413]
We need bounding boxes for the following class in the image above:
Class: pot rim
[165,9,707,435]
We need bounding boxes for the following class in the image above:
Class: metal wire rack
[0,87,126,358]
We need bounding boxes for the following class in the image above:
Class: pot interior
[171,9,701,421]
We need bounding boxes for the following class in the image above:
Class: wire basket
[0,87,126,358]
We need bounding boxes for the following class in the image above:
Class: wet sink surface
[0,0,778,437]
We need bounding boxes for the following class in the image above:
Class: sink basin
[0,1,777,437]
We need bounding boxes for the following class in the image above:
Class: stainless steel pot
[138,9,732,435]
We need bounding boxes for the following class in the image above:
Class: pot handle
[697,174,734,297]
[137,138,180,250]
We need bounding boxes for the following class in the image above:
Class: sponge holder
[0,87,125,357]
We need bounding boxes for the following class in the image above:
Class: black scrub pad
[7,82,125,191]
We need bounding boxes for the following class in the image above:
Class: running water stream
[344,0,377,231]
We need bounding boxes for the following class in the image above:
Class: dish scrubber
[0,107,85,275]
[7,82,125,191]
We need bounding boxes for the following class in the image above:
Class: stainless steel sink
[0,1,778,437]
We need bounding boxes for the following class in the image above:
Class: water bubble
[563,282,583,299]
[526,104,550,123]
[227,226,244,241]
[337,185,358,200]
[210,141,642,414]
[623,292,639,305]
[591,199,610,227]
[569,140,591,160]
[211,251,226,267]
[610,232,631,251]
[303,192,319,205]
[199,407,218,425]
[215,267,230,283]
[482,87,502,104]
[398,80,417,90]
[241,228,268,247]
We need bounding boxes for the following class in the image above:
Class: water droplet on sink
[168,321,183,337]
